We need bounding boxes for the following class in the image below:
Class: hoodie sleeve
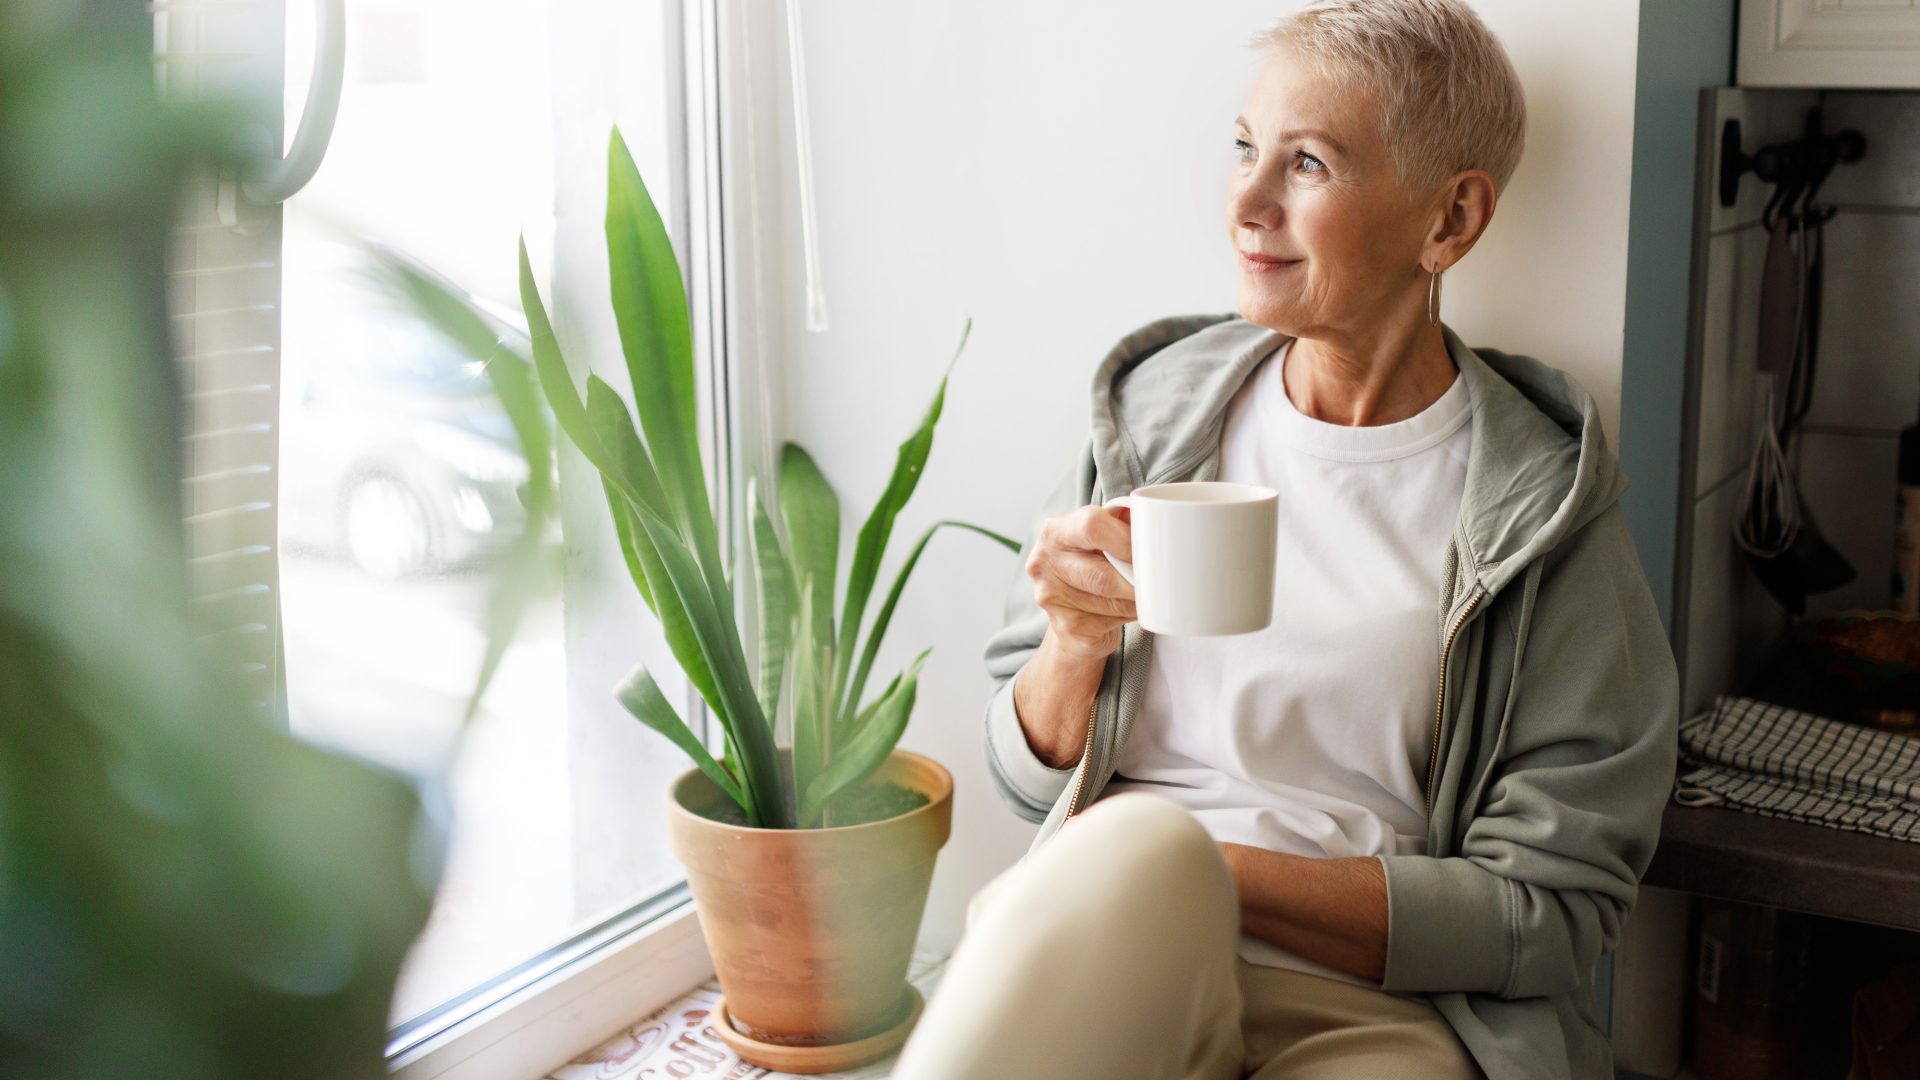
[1375,504,1680,1000]
[982,434,1101,824]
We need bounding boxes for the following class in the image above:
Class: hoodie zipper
[1064,693,1099,820]
[1425,588,1484,820]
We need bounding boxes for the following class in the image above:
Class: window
[161,0,734,1067]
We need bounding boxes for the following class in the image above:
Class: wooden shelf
[1648,631,1920,931]
[1643,800,1920,933]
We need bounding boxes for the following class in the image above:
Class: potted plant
[517,128,1018,1073]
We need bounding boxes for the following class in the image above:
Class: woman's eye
[1233,138,1322,175]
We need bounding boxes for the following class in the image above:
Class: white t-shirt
[1103,337,1473,991]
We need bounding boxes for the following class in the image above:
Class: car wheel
[343,473,436,579]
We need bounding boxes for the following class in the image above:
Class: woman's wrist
[1013,630,1108,768]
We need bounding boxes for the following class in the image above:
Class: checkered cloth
[1674,695,1920,844]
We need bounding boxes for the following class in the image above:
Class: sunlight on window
[281,0,692,1026]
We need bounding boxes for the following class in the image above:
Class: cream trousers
[891,792,1484,1080]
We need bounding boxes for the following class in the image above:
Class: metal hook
[1720,110,1867,227]
[1763,169,1806,232]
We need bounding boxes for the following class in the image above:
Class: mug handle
[1101,495,1136,586]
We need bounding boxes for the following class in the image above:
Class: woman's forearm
[1011,629,1108,769]
[1219,842,1390,984]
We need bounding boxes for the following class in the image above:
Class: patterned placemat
[1676,694,1920,842]
[550,944,951,1080]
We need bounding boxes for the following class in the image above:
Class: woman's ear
[1422,170,1497,273]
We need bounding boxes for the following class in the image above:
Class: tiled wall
[1680,88,1920,720]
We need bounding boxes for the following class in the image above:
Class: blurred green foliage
[363,242,562,727]
[0,3,440,1076]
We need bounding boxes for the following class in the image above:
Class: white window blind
[156,0,289,720]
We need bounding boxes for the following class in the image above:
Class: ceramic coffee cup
[1101,481,1280,636]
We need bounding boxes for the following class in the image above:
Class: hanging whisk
[1735,380,1801,558]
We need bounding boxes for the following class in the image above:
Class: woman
[890,2,1677,1079]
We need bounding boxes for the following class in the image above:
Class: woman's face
[1227,48,1433,337]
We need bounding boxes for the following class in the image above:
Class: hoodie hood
[1087,313,1627,601]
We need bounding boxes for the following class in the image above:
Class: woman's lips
[1238,251,1302,274]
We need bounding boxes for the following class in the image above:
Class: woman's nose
[1231,181,1282,232]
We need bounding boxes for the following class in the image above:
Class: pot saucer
[711,984,925,1074]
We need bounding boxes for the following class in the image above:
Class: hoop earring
[1426,264,1443,326]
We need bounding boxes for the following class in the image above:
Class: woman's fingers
[1023,502,1141,657]
[1052,503,1133,567]
[1027,503,1137,627]
[1035,554,1137,621]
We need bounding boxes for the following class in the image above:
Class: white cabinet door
[1740,0,1920,88]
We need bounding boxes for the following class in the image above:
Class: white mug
[1102,481,1280,636]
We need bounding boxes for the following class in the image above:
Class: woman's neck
[1283,322,1458,427]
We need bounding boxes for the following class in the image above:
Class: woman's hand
[1026,503,1138,663]
[1009,503,1138,769]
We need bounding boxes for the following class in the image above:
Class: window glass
[280,0,698,1026]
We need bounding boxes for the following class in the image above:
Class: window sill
[389,894,715,1080]
[555,940,952,1079]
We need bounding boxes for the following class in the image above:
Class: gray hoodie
[981,313,1679,1080]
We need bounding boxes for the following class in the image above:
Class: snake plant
[520,127,1018,829]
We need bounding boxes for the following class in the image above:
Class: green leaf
[520,237,610,472]
[800,647,932,826]
[840,519,1018,739]
[605,128,729,606]
[585,357,743,730]
[525,242,692,603]
[844,668,902,744]
[604,479,730,727]
[619,469,793,828]
[789,575,831,824]
[748,474,798,729]
[615,663,748,815]
[535,159,787,827]
[833,317,970,725]
[778,442,839,656]
[584,374,676,525]
[462,532,558,728]
[370,247,551,486]
[366,245,558,727]
[581,388,735,724]
[722,740,743,794]
[602,474,657,614]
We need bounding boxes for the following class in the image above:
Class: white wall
[732,0,1642,954]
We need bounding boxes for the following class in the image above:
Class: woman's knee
[1044,793,1236,921]
[1068,791,1215,867]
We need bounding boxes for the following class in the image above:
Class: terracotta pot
[664,746,952,1053]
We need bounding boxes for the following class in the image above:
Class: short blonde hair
[1246,0,1527,195]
